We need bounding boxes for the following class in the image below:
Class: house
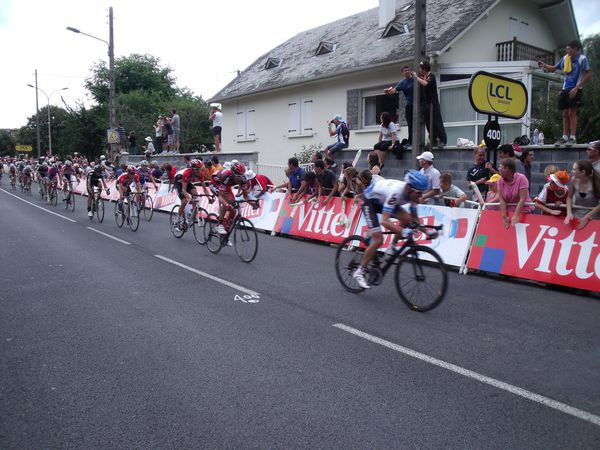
[209,0,579,165]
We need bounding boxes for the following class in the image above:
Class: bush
[294,143,324,164]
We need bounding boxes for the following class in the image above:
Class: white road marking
[86,227,131,245]
[333,323,600,427]
[0,188,77,223]
[154,254,260,296]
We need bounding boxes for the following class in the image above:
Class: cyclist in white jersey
[353,169,429,289]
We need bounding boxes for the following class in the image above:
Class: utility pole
[411,0,426,164]
[34,70,41,159]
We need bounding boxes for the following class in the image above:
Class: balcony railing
[496,38,554,65]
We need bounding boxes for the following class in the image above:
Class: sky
[0,0,598,130]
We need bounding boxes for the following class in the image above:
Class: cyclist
[22,162,33,189]
[116,165,143,212]
[17,158,26,186]
[211,161,246,234]
[137,160,159,192]
[352,169,428,289]
[61,160,76,199]
[47,163,60,202]
[173,159,210,228]
[86,165,110,218]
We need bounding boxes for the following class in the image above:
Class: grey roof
[211,0,497,102]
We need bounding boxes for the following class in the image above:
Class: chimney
[379,0,396,29]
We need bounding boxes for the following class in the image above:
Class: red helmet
[190,159,204,169]
[126,165,137,174]
[231,162,246,175]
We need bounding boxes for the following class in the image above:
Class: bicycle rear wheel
[395,245,447,312]
[143,194,154,221]
[169,205,185,238]
[335,235,369,293]
[96,197,105,223]
[128,200,140,231]
[115,201,125,227]
[205,214,223,254]
[192,207,208,245]
[233,218,258,263]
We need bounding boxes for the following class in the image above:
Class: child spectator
[535,170,570,216]
[367,151,383,179]
[439,172,467,207]
[483,174,501,210]
[543,164,559,178]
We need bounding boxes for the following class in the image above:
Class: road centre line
[154,254,261,296]
[0,188,77,223]
[333,323,600,427]
[86,227,131,245]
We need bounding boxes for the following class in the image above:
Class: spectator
[150,160,162,180]
[171,108,181,152]
[367,151,382,179]
[163,116,173,152]
[439,172,467,207]
[498,158,534,228]
[313,159,338,206]
[211,155,223,172]
[143,136,155,160]
[466,146,492,201]
[291,171,318,203]
[543,164,559,179]
[339,166,360,200]
[154,116,164,153]
[539,40,592,146]
[183,155,191,168]
[325,114,350,163]
[209,104,223,153]
[116,123,127,154]
[587,140,600,172]
[483,174,501,210]
[413,61,447,149]
[272,157,305,193]
[564,159,600,229]
[417,151,440,204]
[161,163,177,191]
[373,112,399,168]
[517,149,534,186]
[535,170,570,216]
[324,156,337,174]
[384,65,414,145]
[311,151,323,162]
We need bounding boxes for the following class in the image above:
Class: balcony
[496,38,554,65]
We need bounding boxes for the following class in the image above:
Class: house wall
[438,0,559,64]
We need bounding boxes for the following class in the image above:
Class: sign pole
[411,0,426,165]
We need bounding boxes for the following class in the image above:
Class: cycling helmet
[244,169,256,181]
[404,169,428,191]
[94,165,103,173]
[231,162,246,175]
[65,160,72,166]
[140,160,149,167]
[190,159,203,169]
[126,165,137,174]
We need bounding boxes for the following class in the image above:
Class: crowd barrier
[67,178,599,293]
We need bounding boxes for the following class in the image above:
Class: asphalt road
[1,186,599,449]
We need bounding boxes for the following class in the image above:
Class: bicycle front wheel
[69,192,75,211]
[169,205,184,238]
[335,235,369,293]
[128,201,140,231]
[192,207,208,245]
[205,214,223,254]
[143,194,154,221]
[96,197,105,223]
[233,218,258,263]
[115,201,125,227]
[51,188,58,206]
[395,245,447,312]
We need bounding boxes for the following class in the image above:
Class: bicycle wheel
[192,207,208,245]
[233,218,258,263]
[335,235,369,293]
[128,200,140,231]
[205,213,223,254]
[115,201,125,227]
[69,191,75,211]
[143,194,154,221]
[39,183,45,200]
[96,197,105,223]
[169,205,185,238]
[51,188,58,206]
[395,245,448,312]
[64,191,70,210]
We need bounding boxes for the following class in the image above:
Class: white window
[236,107,256,141]
[288,98,313,136]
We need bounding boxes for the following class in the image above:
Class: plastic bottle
[533,128,539,145]
[539,131,545,145]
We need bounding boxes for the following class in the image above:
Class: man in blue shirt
[272,157,305,193]
[385,66,414,144]
[539,40,591,146]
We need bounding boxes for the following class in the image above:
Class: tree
[0,130,15,156]
[577,34,600,143]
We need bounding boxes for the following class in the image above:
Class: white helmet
[223,162,231,170]
[244,169,256,181]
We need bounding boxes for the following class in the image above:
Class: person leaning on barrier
[497,158,534,228]
[271,157,305,194]
[564,159,600,229]
[439,172,467,207]
[313,159,338,206]
[535,170,570,216]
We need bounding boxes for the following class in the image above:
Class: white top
[212,111,223,127]
[363,179,411,214]
[380,122,398,141]
[420,165,440,190]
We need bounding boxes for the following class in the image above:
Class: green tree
[577,34,600,143]
[0,130,15,156]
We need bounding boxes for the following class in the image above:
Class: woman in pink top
[498,158,534,228]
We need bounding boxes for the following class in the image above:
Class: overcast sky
[0,0,597,129]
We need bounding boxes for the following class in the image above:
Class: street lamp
[27,84,69,155]
[67,6,116,155]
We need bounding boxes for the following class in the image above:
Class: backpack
[340,122,350,146]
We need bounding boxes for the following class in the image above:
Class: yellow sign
[468,71,528,120]
[15,145,33,152]
[107,129,120,144]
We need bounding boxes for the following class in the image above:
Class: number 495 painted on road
[234,294,260,303]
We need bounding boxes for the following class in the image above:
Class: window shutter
[301,99,313,133]
[247,109,256,138]
[236,111,246,139]
[288,102,299,134]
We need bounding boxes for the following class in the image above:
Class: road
[1,186,599,449]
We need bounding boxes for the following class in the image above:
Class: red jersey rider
[211,162,247,234]
[174,159,210,225]
[116,165,142,210]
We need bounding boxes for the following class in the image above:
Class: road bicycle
[47,179,58,206]
[38,178,47,201]
[62,179,76,211]
[114,192,140,232]
[22,175,32,196]
[205,199,259,263]
[169,193,213,244]
[136,185,155,221]
[335,222,447,312]
[18,174,24,192]
[89,186,109,222]
[9,173,16,189]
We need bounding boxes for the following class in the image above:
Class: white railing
[255,162,314,185]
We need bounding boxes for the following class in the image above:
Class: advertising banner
[467,210,600,292]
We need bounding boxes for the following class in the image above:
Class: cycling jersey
[117,172,140,186]
[48,166,59,180]
[175,167,204,186]
[9,164,16,173]
[38,165,48,177]
[363,179,415,214]
[211,169,238,195]
[87,171,105,186]
[23,166,33,175]
[137,166,152,184]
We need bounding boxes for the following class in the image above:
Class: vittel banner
[467,210,600,292]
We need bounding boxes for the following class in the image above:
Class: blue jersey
[556,53,590,90]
